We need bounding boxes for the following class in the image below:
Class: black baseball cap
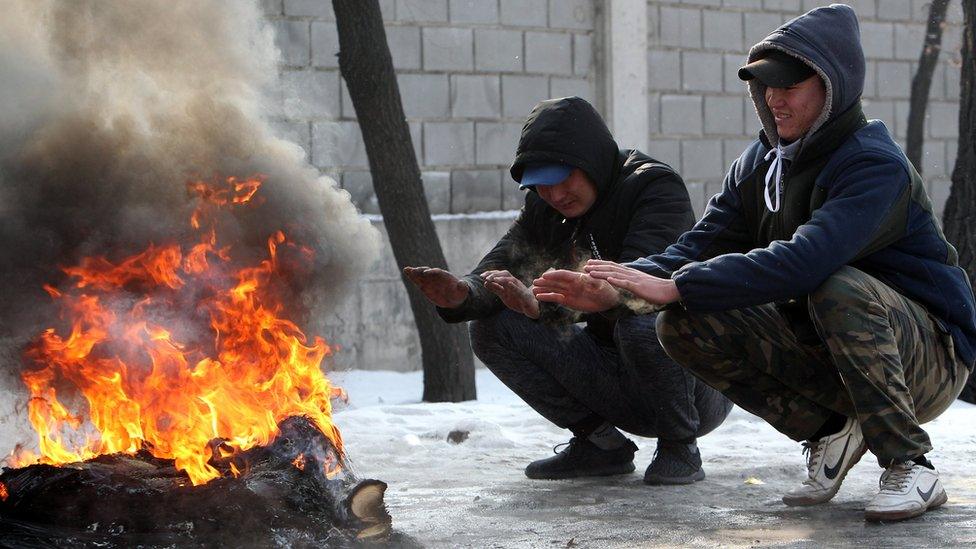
[738,50,816,88]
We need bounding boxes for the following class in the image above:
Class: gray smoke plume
[0,1,379,452]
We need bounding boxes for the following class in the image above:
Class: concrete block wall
[264,0,596,218]
[647,0,964,219]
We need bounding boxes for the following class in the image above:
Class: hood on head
[509,96,619,196]
[744,3,865,144]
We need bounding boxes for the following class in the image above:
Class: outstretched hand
[403,266,470,309]
[532,269,621,313]
[481,270,540,319]
[583,260,681,305]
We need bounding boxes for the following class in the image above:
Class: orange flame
[0,481,7,502]
[292,453,306,471]
[14,176,344,486]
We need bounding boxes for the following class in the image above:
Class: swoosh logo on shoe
[917,481,937,501]
[823,435,851,480]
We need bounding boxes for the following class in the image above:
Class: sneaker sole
[643,469,706,486]
[782,442,867,507]
[864,489,948,522]
[524,462,636,480]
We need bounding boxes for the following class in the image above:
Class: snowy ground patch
[332,369,976,547]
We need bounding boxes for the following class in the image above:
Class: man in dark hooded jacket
[534,5,975,522]
[404,96,732,485]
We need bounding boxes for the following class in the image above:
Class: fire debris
[0,417,394,547]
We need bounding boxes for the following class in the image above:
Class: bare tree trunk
[944,0,976,403]
[331,0,476,402]
[906,0,951,173]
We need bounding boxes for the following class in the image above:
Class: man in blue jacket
[533,4,975,522]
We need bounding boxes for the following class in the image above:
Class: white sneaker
[865,460,947,522]
[782,417,866,506]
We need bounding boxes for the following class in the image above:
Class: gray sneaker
[643,440,705,485]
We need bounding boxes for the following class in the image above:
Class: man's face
[534,168,598,218]
[764,74,827,142]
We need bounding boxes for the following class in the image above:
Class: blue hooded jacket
[629,4,976,369]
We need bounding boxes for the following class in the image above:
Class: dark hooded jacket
[437,96,695,345]
[629,4,976,373]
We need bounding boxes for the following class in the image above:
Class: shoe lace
[800,439,826,484]
[552,437,578,455]
[878,462,915,493]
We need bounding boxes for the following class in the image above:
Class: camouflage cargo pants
[657,266,970,464]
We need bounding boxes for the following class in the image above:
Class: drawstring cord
[764,144,786,213]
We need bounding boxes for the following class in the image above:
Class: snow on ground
[331,369,976,548]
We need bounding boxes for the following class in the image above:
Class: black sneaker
[524,437,638,480]
[643,440,705,485]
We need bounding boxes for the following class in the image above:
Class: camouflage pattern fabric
[657,266,969,465]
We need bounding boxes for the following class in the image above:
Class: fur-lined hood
[745,3,865,144]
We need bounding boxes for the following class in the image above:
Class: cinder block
[686,181,707,219]
[398,73,450,118]
[263,0,282,16]
[724,53,748,92]
[862,99,896,128]
[275,20,310,67]
[574,34,592,76]
[927,178,951,219]
[703,11,743,51]
[894,23,926,60]
[923,139,947,176]
[744,12,785,47]
[423,27,474,71]
[424,122,475,166]
[928,62,947,100]
[705,96,744,135]
[548,0,593,30]
[722,0,763,8]
[502,75,549,117]
[452,75,502,118]
[475,122,522,165]
[661,95,703,135]
[397,0,448,22]
[342,171,380,214]
[475,28,523,72]
[280,70,340,119]
[312,121,367,169]
[451,170,502,212]
[550,77,592,101]
[422,171,452,213]
[895,100,911,139]
[762,0,799,10]
[877,61,912,99]
[863,60,878,99]
[660,7,702,49]
[946,138,958,172]
[311,21,339,69]
[647,139,681,169]
[681,139,724,181]
[500,0,548,27]
[449,0,499,23]
[946,61,961,102]
[682,52,724,92]
[928,102,958,138]
[649,49,681,91]
[877,0,912,21]
[525,31,572,75]
[859,22,895,59]
[648,93,661,134]
[386,26,422,70]
[723,138,755,167]
[502,172,527,210]
[284,0,334,18]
